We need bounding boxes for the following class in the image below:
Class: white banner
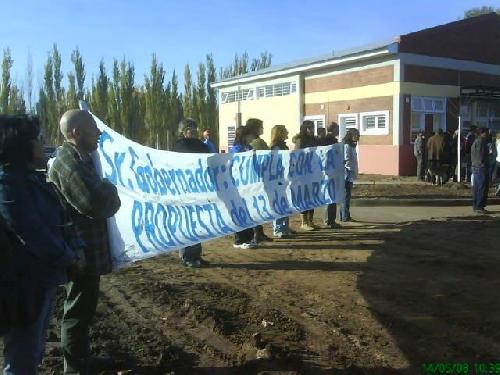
[91,114,345,269]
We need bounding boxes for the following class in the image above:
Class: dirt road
[17,204,497,374]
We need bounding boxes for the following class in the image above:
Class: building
[212,13,500,175]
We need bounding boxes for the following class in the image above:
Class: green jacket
[48,142,121,275]
[250,137,269,150]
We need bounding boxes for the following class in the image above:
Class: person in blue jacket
[0,115,85,374]
[229,125,258,249]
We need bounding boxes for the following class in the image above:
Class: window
[221,88,255,103]
[411,96,445,113]
[360,111,389,135]
[256,81,297,99]
[227,126,236,147]
[223,81,298,103]
[338,114,358,139]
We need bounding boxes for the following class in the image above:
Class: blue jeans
[3,287,56,374]
[273,216,289,235]
[340,180,353,222]
[472,167,489,210]
[179,243,202,262]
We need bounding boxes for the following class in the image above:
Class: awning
[460,86,500,100]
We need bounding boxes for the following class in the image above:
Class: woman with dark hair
[270,125,292,238]
[245,119,273,243]
[292,120,319,231]
[229,126,258,249]
[0,115,84,373]
[340,128,360,222]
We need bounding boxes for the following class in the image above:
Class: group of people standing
[414,125,499,213]
[0,112,359,373]
[228,118,360,250]
[414,126,498,186]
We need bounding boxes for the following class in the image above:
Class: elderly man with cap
[173,118,211,267]
[48,109,121,374]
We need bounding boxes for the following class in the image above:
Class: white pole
[457,114,461,183]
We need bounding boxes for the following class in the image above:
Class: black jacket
[173,138,209,154]
[471,137,489,168]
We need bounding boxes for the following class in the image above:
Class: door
[424,114,434,136]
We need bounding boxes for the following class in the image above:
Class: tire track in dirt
[100,270,245,369]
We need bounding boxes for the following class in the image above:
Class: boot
[254,225,273,242]
[300,213,314,231]
[308,211,319,230]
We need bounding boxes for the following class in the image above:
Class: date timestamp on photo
[421,362,500,374]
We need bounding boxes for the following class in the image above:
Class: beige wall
[218,76,300,151]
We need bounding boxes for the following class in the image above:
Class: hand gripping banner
[91,114,345,269]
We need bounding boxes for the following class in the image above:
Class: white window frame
[338,113,358,140]
[359,110,389,135]
[227,125,236,147]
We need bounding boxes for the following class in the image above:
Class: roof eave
[211,40,399,89]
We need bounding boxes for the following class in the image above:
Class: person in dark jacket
[293,120,319,231]
[245,118,273,243]
[270,125,292,238]
[471,127,490,214]
[413,131,425,181]
[229,126,258,249]
[173,118,211,267]
[0,115,83,374]
[322,122,340,228]
[202,128,218,153]
[48,109,121,374]
[465,125,477,183]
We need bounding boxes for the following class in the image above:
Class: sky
[0,0,498,93]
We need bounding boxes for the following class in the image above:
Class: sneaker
[474,208,487,215]
[182,259,201,268]
[275,233,292,239]
[327,223,341,229]
[300,224,315,231]
[233,242,257,249]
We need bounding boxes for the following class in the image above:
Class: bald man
[48,109,121,373]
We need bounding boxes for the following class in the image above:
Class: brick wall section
[304,65,394,93]
[305,96,393,145]
[399,13,500,65]
[404,65,500,87]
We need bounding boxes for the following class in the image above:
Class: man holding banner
[48,109,121,374]
[173,118,211,267]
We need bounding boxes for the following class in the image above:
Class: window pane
[364,116,376,129]
[228,126,236,146]
[341,116,357,128]
[282,82,290,95]
[434,99,444,112]
[377,115,386,128]
[265,85,273,97]
[274,83,283,96]
[424,99,433,111]
[257,87,265,98]
[412,97,423,111]
[291,83,297,93]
